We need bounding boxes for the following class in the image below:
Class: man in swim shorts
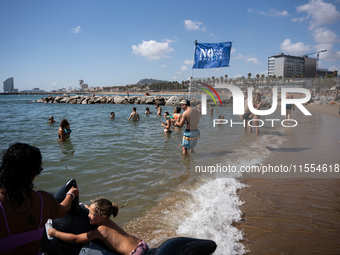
[175,99,200,155]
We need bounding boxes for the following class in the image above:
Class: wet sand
[237,106,340,254]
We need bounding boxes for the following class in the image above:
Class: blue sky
[1,0,340,92]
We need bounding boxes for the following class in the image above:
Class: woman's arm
[164,119,171,129]
[44,187,79,219]
[256,101,262,110]
[48,228,100,244]
[59,129,69,141]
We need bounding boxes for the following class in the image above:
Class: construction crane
[304,49,327,69]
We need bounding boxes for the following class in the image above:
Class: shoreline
[237,107,340,253]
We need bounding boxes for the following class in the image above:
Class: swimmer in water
[128,107,140,121]
[109,112,115,119]
[155,105,162,116]
[172,107,182,128]
[58,119,71,141]
[161,112,172,133]
[49,116,55,123]
[145,107,151,114]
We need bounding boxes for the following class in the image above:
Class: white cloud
[247,7,253,13]
[312,27,339,44]
[245,57,261,65]
[328,65,340,71]
[132,40,174,60]
[293,17,307,23]
[260,70,268,77]
[280,39,312,55]
[232,54,245,60]
[183,59,193,65]
[296,0,340,29]
[314,43,340,62]
[180,66,188,71]
[268,8,289,17]
[232,52,261,65]
[210,33,218,38]
[184,19,206,32]
[71,26,82,33]
[231,48,236,55]
[165,37,179,43]
[161,65,167,68]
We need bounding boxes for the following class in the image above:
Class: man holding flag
[177,41,232,155]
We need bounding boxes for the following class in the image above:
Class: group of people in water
[51,100,201,155]
[0,143,150,255]
[125,101,200,155]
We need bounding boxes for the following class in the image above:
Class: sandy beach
[237,104,340,254]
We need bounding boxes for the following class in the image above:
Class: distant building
[316,69,338,77]
[21,88,46,93]
[79,79,88,90]
[3,77,18,93]
[268,53,317,78]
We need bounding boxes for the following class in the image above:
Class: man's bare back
[128,108,140,121]
[182,106,199,130]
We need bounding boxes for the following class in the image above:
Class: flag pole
[189,40,197,99]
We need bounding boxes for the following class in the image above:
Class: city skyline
[1,0,339,92]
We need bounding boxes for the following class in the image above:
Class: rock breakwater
[36,94,204,106]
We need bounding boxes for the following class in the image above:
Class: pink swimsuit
[130,239,149,255]
[0,191,44,254]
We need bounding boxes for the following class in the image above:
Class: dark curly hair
[0,143,42,207]
[90,198,119,218]
[175,107,181,114]
[60,119,69,129]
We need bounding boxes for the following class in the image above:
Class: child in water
[48,198,149,255]
[49,115,55,123]
[161,112,172,133]
[145,107,151,114]
[58,119,71,141]
[171,107,182,127]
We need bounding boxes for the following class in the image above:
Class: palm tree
[248,73,252,79]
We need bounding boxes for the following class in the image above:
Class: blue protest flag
[193,42,232,69]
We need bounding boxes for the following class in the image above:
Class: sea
[0,94,287,254]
